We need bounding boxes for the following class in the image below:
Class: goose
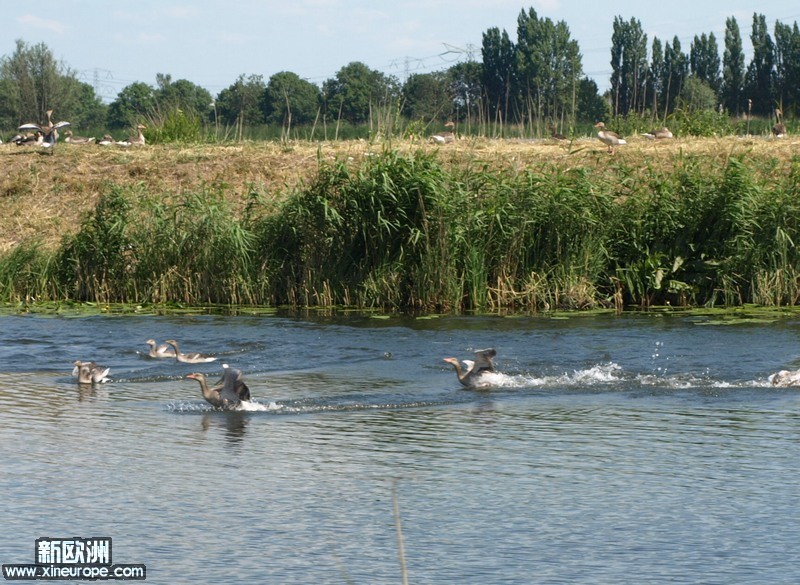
[186,365,251,409]
[641,126,673,140]
[431,121,456,144]
[97,134,116,146]
[11,131,41,146]
[594,122,626,153]
[773,108,787,138]
[64,130,96,145]
[126,124,146,146]
[72,360,111,384]
[443,348,498,388]
[18,109,70,147]
[769,369,800,387]
[164,339,216,363]
[145,339,176,358]
[549,124,567,141]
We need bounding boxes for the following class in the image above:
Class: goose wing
[219,366,250,404]
[471,348,497,374]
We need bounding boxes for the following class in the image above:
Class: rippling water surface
[1,311,799,584]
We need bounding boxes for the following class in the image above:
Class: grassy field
[1,133,799,311]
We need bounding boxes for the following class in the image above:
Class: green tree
[481,26,517,124]
[0,39,89,128]
[214,74,266,127]
[401,71,450,122]
[107,81,156,129]
[262,71,321,126]
[322,61,400,125]
[609,16,648,116]
[745,13,774,115]
[155,74,213,120]
[447,61,483,126]
[662,36,688,114]
[575,77,609,123]
[678,77,718,112]
[516,8,583,127]
[773,20,800,115]
[690,32,721,96]
[646,37,665,116]
[722,16,746,115]
[67,79,107,131]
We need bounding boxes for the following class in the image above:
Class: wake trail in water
[163,361,790,415]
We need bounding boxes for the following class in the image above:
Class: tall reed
[2,148,800,311]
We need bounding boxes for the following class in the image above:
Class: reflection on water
[1,312,799,584]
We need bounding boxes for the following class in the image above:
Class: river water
[1,310,798,584]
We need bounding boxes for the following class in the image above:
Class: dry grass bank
[1,134,797,253]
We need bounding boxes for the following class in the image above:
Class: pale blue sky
[6,1,800,102]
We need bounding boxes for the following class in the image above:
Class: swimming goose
[145,339,176,358]
[443,348,497,388]
[18,109,70,147]
[594,122,626,153]
[186,365,251,409]
[164,339,216,363]
[72,360,111,384]
[641,126,673,140]
[773,109,787,138]
[64,130,96,144]
[769,369,800,387]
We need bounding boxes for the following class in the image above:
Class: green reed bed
[2,148,800,311]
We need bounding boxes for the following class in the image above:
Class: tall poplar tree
[690,33,722,96]
[647,37,665,116]
[722,16,745,115]
[773,20,800,115]
[516,8,582,127]
[662,37,688,114]
[609,16,648,116]
[481,26,517,124]
[745,13,775,115]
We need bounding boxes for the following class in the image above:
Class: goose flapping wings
[443,348,497,387]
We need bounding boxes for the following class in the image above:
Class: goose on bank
[773,108,787,138]
[641,126,673,140]
[443,348,498,388]
[64,130,96,144]
[594,122,626,154]
[186,365,251,409]
[126,124,146,146]
[72,360,111,384]
[164,339,216,363]
[18,109,70,148]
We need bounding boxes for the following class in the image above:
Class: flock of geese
[71,341,504,410]
[431,110,787,153]
[72,339,800,409]
[73,337,800,408]
[593,108,788,154]
[9,109,145,149]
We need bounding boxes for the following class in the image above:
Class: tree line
[0,9,796,140]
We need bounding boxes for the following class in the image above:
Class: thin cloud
[17,14,68,34]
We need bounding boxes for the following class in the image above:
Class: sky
[6,1,800,103]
